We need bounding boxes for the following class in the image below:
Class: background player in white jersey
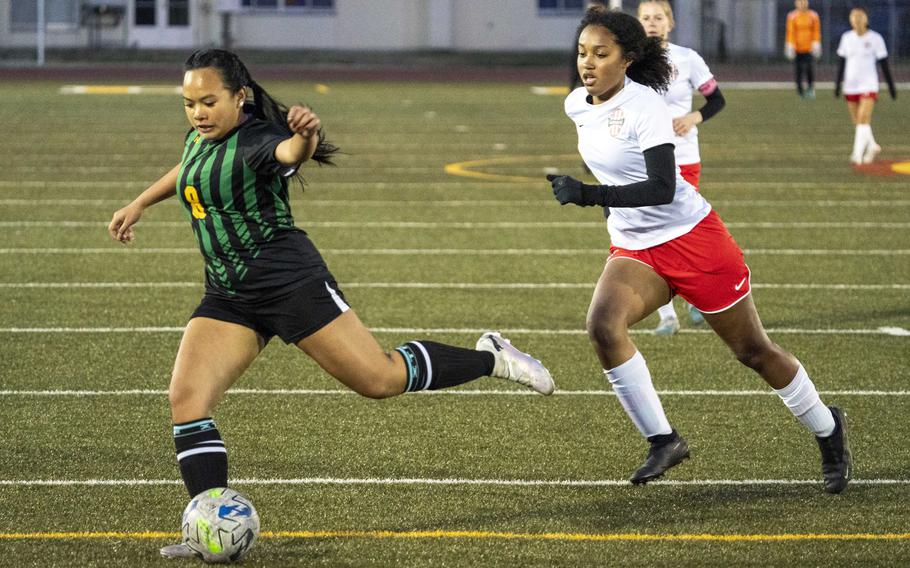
[546,7,851,493]
[834,7,897,165]
[637,0,726,336]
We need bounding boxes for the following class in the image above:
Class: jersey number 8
[184,186,207,220]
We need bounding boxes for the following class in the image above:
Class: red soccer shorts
[608,210,751,313]
[679,162,701,189]
[845,92,878,102]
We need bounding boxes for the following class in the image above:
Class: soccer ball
[181,487,260,563]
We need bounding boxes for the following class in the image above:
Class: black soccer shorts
[190,275,350,344]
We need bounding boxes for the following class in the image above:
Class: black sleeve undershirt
[835,56,846,95]
[698,86,726,122]
[879,57,897,99]
[589,143,677,208]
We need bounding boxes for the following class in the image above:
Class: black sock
[395,341,495,391]
[647,429,679,447]
[174,418,228,497]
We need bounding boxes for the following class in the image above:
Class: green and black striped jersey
[177,118,327,300]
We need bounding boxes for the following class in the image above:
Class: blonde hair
[637,0,675,29]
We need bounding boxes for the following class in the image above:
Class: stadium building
[0,0,906,59]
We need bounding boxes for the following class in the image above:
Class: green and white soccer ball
[182,487,260,564]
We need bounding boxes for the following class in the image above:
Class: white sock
[657,301,677,321]
[852,125,869,162]
[851,124,875,161]
[774,364,835,437]
[604,351,672,438]
[863,124,876,146]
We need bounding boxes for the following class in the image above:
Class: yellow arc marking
[444,154,578,183]
[891,161,910,175]
[2,530,910,542]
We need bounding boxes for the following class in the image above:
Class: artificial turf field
[0,77,908,567]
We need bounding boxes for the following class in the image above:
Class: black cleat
[816,406,852,494]
[630,430,690,485]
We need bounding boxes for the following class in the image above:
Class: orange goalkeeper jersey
[786,9,821,53]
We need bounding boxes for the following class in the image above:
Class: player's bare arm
[108,163,180,243]
[275,105,320,166]
[672,112,702,136]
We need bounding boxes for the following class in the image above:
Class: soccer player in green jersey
[108,49,555,559]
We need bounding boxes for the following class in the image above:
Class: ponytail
[184,49,340,182]
[247,79,339,166]
[626,36,672,93]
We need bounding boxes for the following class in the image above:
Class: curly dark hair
[183,49,339,170]
[575,7,672,93]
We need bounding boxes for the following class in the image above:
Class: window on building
[10,0,79,30]
[241,0,335,9]
[135,0,156,26]
[168,0,190,26]
[538,0,587,14]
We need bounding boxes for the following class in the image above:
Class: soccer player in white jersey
[638,0,726,336]
[546,7,851,493]
[834,7,897,165]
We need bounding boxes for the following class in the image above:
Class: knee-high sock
[864,124,877,146]
[396,341,494,392]
[852,124,871,161]
[174,418,228,497]
[604,351,672,438]
[774,364,835,437]
[657,301,677,321]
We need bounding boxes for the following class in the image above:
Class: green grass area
[0,80,908,567]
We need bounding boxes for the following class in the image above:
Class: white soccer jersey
[565,78,711,250]
[837,30,888,94]
[663,43,715,165]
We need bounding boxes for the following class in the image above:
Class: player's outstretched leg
[476,332,555,395]
[816,406,852,494]
[630,430,690,484]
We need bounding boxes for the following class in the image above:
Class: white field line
[1,388,907,397]
[2,220,909,229]
[0,179,909,190]
[0,477,907,488]
[0,248,906,256]
[533,82,910,93]
[718,81,910,90]
[0,282,906,291]
[1,326,907,336]
[1,196,910,208]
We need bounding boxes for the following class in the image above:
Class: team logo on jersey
[608,108,625,137]
[670,63,679,82]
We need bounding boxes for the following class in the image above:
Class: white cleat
[654,316,680,336]
[862,143,881,164]
[160,543,196,560]
[476,332,555,395]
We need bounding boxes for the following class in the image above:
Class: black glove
[546,174,605,207]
